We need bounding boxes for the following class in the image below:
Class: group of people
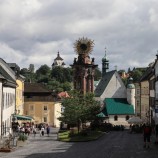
[15,123,51,137]
[37,125,50,137]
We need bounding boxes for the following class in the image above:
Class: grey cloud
[0,0,158,71]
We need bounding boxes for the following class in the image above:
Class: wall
[3,87,15,136]
[0,82,2,136]
[108,115,133,127]
[135,83,141,116]
[24,101,57,126]
[16,79,24,115]
[101,72,127,99]
[140,80,149,122]
[54,102,62,127]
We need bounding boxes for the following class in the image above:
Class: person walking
[41,126,45,136]
[143,123,152,148]
[32,126,37,137]
[46,125,50,137]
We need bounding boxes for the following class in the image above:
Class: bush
[80,129,88,136]
[18,134,27,142]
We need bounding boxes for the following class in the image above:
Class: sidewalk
[0,127,60,158]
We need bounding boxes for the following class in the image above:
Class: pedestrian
[46,125,50,137]
[143,123,152,148]
[41,126,45,136]
[33,126,37,137]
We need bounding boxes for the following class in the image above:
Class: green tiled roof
[95,70,116,97]
[105,98,134,115]
[97,107,108,117]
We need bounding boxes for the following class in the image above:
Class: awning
[13,114,33,121]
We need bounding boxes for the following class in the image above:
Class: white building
[0,58,17,137]
[52,52,65,68]
[95,54,135,126]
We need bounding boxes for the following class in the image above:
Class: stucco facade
[100,71,127,100]
[108,115,134,127]
[0,58,17,137]
[24,101,61,127]
[24,83,62,127]
[16,76,25,115]
[140,80,149,122]
[134,83,141,116]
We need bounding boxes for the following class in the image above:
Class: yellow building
[16,75,25,115]
[24,83,61,127]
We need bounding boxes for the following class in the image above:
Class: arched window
[114,115,118,121]
[126,115,129,120]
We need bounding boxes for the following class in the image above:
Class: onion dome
[102,53,109,62]
[127,77,135,89]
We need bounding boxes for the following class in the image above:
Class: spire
[102,48,107,62]
[102,47,109,77]
[57,51,60,57]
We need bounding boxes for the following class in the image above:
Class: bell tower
[71,37,98,94]
[102,48,109,77]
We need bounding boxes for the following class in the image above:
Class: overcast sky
[0,0,158,71]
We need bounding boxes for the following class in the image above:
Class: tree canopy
[20,64,101,93]
[59,91,101,131]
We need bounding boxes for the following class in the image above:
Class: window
[126,115,129,120]
[44,105,47,111]
[136,89,140,95]
[114,115,118,121]
[30,105,34,111]
[44,117,47,122]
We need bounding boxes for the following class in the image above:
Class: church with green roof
[95,52,135,126]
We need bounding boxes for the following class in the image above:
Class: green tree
[51,67,73,83]
[94,68,101,81]
[47,80,60,91]
[61,82,72,91]
[36,64,51,76]
[132,69,145,82]
[36,64,51,82]
[59,91,100,133]
[20,68,36,82]
[29,64,35,73]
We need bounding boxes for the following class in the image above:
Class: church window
[126,115,129,120]
[114,115,118,121]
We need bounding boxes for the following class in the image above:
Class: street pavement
[0,128,158,158]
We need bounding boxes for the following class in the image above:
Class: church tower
[71,37,98,94]
[52,51,65,68]
[102,49,109,77]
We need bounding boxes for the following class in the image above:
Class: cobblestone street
[0,128,158,158]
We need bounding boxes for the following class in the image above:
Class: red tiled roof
[58,91,69,98]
